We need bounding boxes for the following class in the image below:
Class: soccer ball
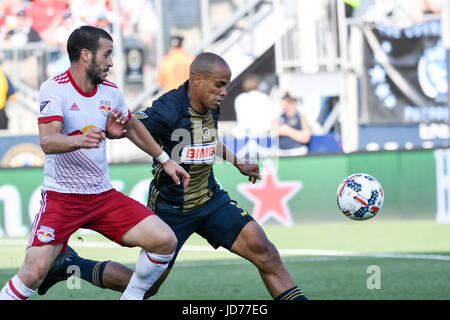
[336,173,384,220]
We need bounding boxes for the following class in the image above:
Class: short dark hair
[67,26,113,62]
[190,52,229,78]
[282,92,296,103]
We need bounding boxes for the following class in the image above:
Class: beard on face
[86,55,107,85]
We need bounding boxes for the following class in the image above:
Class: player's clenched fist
[79,127,106,149]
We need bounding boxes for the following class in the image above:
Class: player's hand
[79,127,105,149]
[106,109,128,139]
[162,159,190,190]
[235,162,261,184]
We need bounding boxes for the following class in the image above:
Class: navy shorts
[155,191,254,267]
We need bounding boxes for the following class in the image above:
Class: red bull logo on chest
[99,101,112,116]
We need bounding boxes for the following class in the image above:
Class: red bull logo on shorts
[37,226,55,243]
[99,101,112,116]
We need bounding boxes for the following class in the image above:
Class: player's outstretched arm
[123,116,190,189]
[39,121,105,154]
[216,139,261,184]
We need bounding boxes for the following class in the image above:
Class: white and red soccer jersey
[38,69,130,194]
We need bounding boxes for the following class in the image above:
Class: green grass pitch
[0,219,449,300]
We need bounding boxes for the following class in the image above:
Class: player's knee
[19,262,49,288]
[150,229,177,255]
[160,231,177,254]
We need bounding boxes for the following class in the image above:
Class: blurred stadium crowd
[0,0,448,166]
[0,0,158,84]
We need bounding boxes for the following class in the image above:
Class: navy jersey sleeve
[136,99,179,138]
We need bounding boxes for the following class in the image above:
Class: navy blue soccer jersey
[134,82,226,214]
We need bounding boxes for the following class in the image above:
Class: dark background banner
[360,20,448,125]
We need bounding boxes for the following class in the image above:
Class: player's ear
[192,73,202,87]
[81,49,91,62]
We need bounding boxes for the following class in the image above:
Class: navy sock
[275,286,307,300]
[63,255,108,288]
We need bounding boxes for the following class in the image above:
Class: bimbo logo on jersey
[181,142,217,163]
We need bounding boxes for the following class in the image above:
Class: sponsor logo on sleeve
[40,101,51,113]
[132,111,148,119]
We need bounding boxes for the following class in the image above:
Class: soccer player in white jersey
[0,26,190,300]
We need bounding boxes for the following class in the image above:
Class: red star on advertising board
[238,161,302,226]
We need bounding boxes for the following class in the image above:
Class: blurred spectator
[25,0,68,40]
[412,0,443,23]
[363,0,443,25]
[48,10,76,47]
[233,75,277,138]
[45,10,75,77]
[47,50,70,77]
[0,0,26,39]
[0,66,16,129]
[119,0,159,66]
[70,0,112,28]
[95,11,113,33]
[120,0,159,38]
[6,9,41,46]
[271,92,311,155]
[156,36,194,92]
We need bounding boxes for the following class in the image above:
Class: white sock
[120,249,174,300]
[0,275,35,300]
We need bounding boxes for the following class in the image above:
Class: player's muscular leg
[230,221,296,298]
[121,215,177,254]
[76,216,176,296]
[119,216,176,299]
[101,261,133,292]
[17,243,63,290]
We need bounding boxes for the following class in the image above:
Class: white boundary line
[1,239,450,262]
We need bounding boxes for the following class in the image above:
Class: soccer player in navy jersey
[39,52,306,300]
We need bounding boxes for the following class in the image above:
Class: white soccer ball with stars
[336,173,384,221]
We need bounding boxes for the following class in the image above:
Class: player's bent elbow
[39,137,51,154]
[39,132,61,154]
[39,139,59,155]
